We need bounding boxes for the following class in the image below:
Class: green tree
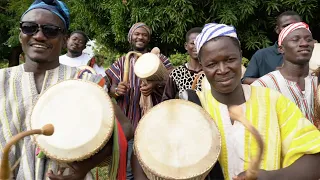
[68,0,319,59]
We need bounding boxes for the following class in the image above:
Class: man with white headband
[252,22,319,128]
[132,22,320,180]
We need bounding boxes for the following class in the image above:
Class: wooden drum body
[29,80,114,163]
[134,99,221,180]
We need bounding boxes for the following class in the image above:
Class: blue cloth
[242,42,283,81]
[126,139,134,180]
[21,0,70,29]
[195,23,238,54]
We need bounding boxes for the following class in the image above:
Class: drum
[29,79,114,163]
[309,43,320,72]
[134,99,221,180]
[134,53,168,81]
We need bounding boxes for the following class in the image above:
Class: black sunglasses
[20,21,65,38]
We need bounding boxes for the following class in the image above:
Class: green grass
[92,166,110,179]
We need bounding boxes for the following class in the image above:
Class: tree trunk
[8,46,22,67]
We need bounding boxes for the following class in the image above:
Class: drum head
[30,80,114,162]
[134,53,160,78]
[134,99,221,179]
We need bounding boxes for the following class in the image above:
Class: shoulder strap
[185,89,202,107]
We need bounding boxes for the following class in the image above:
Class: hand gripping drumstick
[228,106,264,180]
[0,124,54,180]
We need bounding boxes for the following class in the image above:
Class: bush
[0,60,8,69]
[169,53,189,67]
[242,57,249,67]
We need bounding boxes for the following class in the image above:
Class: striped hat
[195,23,238,54]
[278,22,310,46]
[127,22,151,43]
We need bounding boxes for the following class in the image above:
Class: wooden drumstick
[228,106,264,180]
[0,124,54,180]
[191,71,204,90]
[123,51,142,83]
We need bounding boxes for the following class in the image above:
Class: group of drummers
[1,0,320,179]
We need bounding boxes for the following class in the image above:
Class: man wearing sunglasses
[0,0,132,179]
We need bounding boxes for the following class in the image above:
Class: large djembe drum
[134,99,221,180]
[30,79,115,163]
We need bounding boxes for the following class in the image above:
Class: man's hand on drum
[140,81,156,96]
[115,82,130,96]
[232,170,269,180]
[47,140,113,180]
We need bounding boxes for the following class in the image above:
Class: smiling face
[280,28,314,65]
[185,33,199,60]
[19,9,66,64]
[199,37,242,94]
[131,27,150,51]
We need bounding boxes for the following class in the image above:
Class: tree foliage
[68,0,320,58]
[1,0,320,62]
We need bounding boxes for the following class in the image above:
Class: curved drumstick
[123,51,142,83]
[228,106,264,180]
[0,124,54,180]
[191,71,204,90]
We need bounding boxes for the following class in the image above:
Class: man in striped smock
[252,22,319,128]
[132,23,320,180]
[0,0,132,179]
[106,22,173,179]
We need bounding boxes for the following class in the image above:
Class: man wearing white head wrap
[190,23,320,179]
[252,22,320,128]
[195,23,239,55]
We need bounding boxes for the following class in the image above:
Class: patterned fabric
[251,70,317,125]
[22,0,70,29]
[0,64,111,180]
[197,83,320,180]
[162,64,205,101]
[278,22,310,46]
[127,22,151,43]
[106,54,172,131]
[195,23,238,54]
